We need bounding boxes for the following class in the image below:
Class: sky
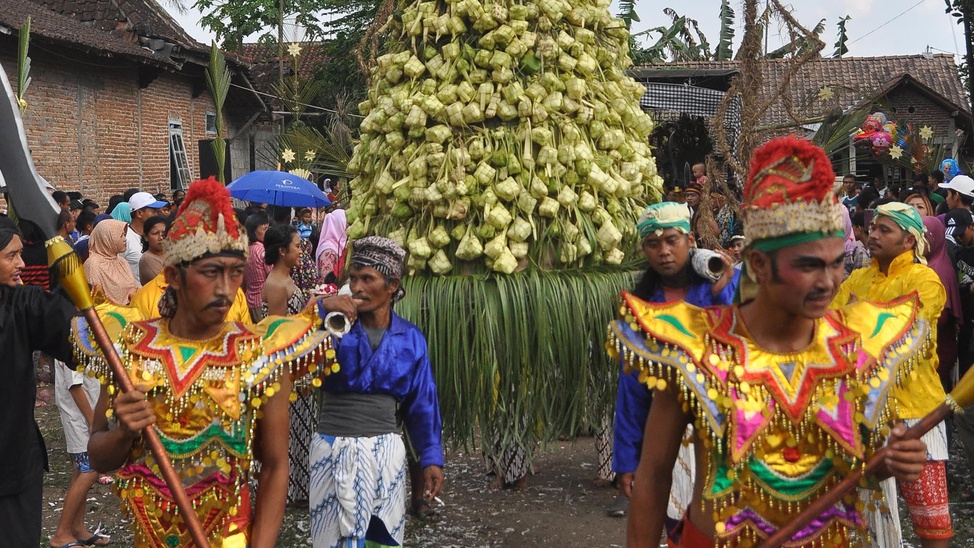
[172,0,965,61]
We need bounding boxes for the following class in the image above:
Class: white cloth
[310,433,407,548]
[53,360,100,454]
[909,419,949,461]
[667,425,696,521]
[124,226,143,287]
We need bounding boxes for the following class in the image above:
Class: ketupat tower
[345,0,661,478]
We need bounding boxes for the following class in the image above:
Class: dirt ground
[33,380,974,547]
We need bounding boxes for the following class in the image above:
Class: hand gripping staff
[47,237,211,548]
[758,367,974,548]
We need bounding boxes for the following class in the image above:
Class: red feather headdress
[163,177,248,265]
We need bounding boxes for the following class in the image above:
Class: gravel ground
[34,380,974,547]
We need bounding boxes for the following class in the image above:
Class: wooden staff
[758,365,974,548]
[47,237,211,547]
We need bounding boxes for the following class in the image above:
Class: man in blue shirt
[314,236,444,548]
[609,202,739,519]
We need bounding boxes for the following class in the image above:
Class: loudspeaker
[198,139,233,182]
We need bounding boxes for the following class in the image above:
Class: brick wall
[1,48,255,204]
[886,86,959,144]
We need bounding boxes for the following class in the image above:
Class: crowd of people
[5,136,974,547]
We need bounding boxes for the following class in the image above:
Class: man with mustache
[311,236,444,548]
[622,137,930,547]
[80,178,332,547]
[0,218,78,547]
[831,202,952,547]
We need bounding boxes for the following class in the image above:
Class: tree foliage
[716,0,736,61]
[765,18,824,59]
[833,15,851,58]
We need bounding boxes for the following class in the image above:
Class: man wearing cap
[312,236,444,548]
[81,178,332,547]
[0,218,78,547]
[831,202,951,547]
[944,208,974,260]
[124,191,167,285]
[939,174,974,215]
[621,137,930,547]
[608,202,738,519]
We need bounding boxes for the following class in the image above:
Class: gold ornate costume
[73,308,333,547]
[608,291,929,546]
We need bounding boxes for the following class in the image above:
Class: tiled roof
[239,41,328,99]
[33,0,204,51]
[635,54,970,130]
[0,0,175,65]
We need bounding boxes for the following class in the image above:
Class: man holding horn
[619,137,930,547]
[77,178,332,547]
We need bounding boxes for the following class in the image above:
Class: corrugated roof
[635,54,970,130]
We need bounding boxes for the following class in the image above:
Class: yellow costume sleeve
[70,298,144,386]
[244,309,333,404]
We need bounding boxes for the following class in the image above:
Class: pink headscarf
[923,216,962,322]
[84,219,139,305]
[841,206,857,256]
[315,210,348,262]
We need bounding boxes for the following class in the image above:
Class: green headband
[637,202,692,239]
[748,231,844,253]
[875,202,924,235]
[874,202,928,264]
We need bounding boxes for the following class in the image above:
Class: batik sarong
[310,433,407,548]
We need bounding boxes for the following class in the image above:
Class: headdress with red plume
[163,177,248,265]
[742,136,845,252]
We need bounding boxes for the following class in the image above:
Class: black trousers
[0,468,42,548]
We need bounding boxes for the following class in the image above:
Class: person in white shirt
[124,192,166,285]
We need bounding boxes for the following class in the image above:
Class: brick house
[0,0,272,203]
[634,54,973,183]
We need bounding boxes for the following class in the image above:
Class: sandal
[80,525,110,546]
[411,498,442,523]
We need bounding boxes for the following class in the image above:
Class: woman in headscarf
[315,209,348,285]
[110,202,132,223]
[923,216,963,393]
[83,219,138,305]
[842,206,869,277]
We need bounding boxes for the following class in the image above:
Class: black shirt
[0,285,76,495]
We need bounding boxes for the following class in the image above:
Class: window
[205,112,217,136]
[169,121,191,190]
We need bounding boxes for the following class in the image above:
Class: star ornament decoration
[817,86,834,101]
[889,145,904,160]
[287,43,302,57]
[920,126,934,141]
[281,148,296,163]
[305,150,316,161]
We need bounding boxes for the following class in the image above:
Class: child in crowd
[50,360,110,547]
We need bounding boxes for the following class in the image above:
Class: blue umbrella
[227,170,331,207]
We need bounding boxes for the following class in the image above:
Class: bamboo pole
[47,237,210,547]
[758,362,974,548]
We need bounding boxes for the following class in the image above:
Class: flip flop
[80,534,110,546]
[52,543,84,548]
[80,525,111,546]
[411,498,442,523]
